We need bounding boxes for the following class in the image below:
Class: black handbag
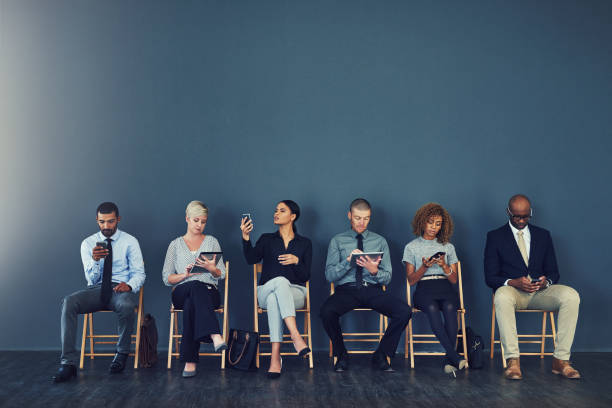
[227,328,259,371]
[457,326,484,369]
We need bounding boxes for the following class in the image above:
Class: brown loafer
[552,357,581,379]
[504,358,522,380]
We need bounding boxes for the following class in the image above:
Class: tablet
[191,251,223,274]
[349,252,384,268]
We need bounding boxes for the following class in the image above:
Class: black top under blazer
[484,223,560,291]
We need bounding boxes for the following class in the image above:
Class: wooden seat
[490,292,557,368]
[404,261,469,368]
[254,264,314,369]
[167,261,230,369]
[79,288,144,369]
[327,282,389,363]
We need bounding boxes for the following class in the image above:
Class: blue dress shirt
[325,229,392,286]
[80,229,146,292]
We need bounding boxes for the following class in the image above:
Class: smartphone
[428,251,446,262]
[530,278,540,284]
[241,213,252,223]
[95,241,108,250]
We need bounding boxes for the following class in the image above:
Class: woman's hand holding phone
[240,216,253,241]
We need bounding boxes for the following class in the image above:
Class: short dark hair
[349,198,371,212]
[96,202,119,217]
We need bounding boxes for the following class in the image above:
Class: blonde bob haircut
[185,200,208,219]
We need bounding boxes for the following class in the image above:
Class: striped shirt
[162,235,226,288]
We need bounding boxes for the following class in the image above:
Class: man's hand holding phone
[509,276,540,293]
[92,242,109,261]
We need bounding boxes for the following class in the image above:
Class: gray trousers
[60,284,138,365]
[494,284,580,360]
[257,276,306,343]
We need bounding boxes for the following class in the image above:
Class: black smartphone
[241,213,252,223]
[428,251,446,262]
[530,278,540,284]
[95,241,108,250]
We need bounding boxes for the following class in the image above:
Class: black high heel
[267,357,282,379]
[298,347,311,357]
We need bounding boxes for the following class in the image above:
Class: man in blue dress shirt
[53,202,146,383]
[320,198,412,372]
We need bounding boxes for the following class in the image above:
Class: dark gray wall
[1,0,611,352]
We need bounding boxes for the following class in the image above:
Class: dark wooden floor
[0,351,609,408]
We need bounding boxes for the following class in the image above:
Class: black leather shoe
[334,352,349,372]
[372,350,394,372]
[109,352,128,374]
[53,364,77,383]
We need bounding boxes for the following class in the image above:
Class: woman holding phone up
[241,200,312,379]
[403,203,466,374]
[162,200,227,378]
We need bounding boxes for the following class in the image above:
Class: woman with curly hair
[402,203,467,374]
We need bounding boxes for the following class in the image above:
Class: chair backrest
[406,261,465,309]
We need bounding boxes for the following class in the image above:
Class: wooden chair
[327,282,389,363]
[167,261,230,369]
[79,288,144,369]
[254,264,314,369]
[404,261,469,369]
[490,292,557,368]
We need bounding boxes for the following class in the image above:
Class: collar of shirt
[349,229,369,239]
[508,221,530,241]
[97,229,122,242]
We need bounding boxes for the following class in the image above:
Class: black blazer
[484,223,560,291]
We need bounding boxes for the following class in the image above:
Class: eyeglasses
[507,208,532,220]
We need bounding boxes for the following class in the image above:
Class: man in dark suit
[485,194,580,380]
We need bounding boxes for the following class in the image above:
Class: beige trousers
[494,284,580,360]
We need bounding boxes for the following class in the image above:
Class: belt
[337,281,382,289]
[420,274,447,281]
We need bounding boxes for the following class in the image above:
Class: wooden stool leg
[88,313,94,360]
[173,313,180,354]
[460,310,469,367]
[408,317,415,369]
[490,302,496,360]
[540,312,548,359]
[167,311,175,369]
[80,314,88,369]
[550,312,557,348]
[133,305,143,369]
[307,311,313,369]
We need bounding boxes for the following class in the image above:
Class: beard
[101,228,115,237]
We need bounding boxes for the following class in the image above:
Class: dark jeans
[60,283,138,365]
[172,281,221,363]
[320,285,412,358]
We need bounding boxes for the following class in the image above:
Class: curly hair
[411,203,454,244]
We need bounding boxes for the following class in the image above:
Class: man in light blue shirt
[320,198,412,372]
[53,202,146,383]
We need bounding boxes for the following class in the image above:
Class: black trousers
[172,281,221,363]
[320,285,412,358]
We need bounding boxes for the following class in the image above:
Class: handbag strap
[228,331,250,366]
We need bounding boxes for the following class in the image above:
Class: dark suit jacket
[484,223,560,291]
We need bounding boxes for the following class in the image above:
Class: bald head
[508,194,531,212]
[507,194,531,229]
